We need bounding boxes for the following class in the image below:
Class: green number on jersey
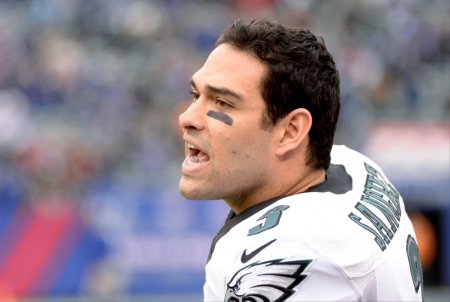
[406,235,423,295]
[248,205,290,236]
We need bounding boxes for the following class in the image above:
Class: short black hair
[216,19,340,170]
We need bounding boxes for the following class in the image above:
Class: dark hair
[216,19,340,170]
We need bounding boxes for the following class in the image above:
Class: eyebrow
[189,78,243,101]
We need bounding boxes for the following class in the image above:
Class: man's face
[178,44,276,208]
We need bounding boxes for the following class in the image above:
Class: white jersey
[204,145,423,301]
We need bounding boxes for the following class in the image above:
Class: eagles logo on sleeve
[224,258,313,302]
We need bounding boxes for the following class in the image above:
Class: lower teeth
[189,155,209,164]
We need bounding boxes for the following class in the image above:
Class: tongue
[198,151,210,163]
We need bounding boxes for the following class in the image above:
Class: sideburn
[259,110,274,131]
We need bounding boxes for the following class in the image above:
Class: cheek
[209,116,271,163]
[218,128,269,162]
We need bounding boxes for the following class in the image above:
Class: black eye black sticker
[207,110,233,125]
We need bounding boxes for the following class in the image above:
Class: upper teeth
[187,143,198,150]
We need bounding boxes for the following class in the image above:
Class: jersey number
[406,235,423,294]
[248,205,289,236]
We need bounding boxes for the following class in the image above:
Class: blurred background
[0,0,448,301]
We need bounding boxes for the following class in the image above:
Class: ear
[275,108,312,157]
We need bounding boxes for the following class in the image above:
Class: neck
[289,167,326,195]
[226,167,326,215]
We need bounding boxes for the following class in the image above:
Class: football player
[179,19,422,301]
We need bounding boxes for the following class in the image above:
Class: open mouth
[186,143,210,165]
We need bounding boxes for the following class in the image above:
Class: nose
[178,99,206,131]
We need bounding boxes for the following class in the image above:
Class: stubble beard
[178,174,227,201]
[179,167,261,207]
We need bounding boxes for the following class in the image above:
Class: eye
[188,91,200,102]
[216,99,231,108]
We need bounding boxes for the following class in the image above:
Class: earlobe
[275,108,312,157]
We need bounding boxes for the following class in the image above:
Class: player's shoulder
[331,145,374,167]
[330,145,392,189]
[331,145,387,172]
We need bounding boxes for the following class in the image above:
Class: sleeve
[222,237,360,302]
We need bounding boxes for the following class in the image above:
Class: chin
[179,180,223,201]
[179,181,203,200]
[179,189,197,200]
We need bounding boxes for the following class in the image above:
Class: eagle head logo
[224,258,312,302]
